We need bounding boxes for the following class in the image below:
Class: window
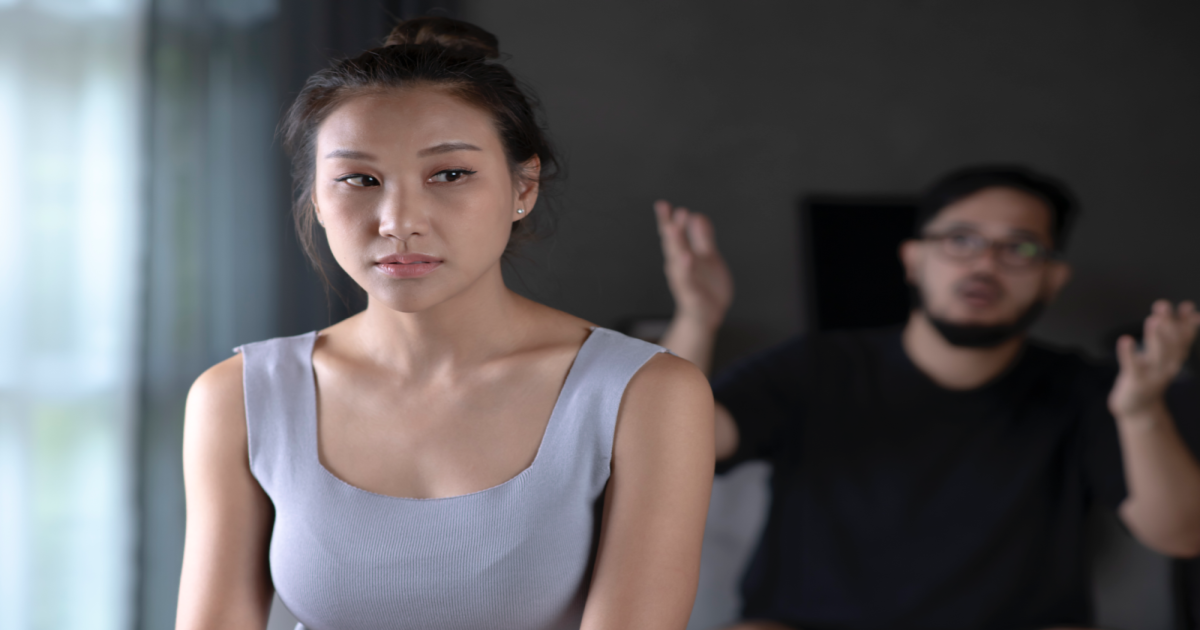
[0,1,146,627]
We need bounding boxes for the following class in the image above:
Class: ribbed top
[238,328,665,630]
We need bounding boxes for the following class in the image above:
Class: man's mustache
[954,273,1005,297]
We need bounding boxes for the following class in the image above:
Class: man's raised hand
[1109,300,1200,421]
[653,200,734,333]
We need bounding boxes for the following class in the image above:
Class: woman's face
[312,87,537,313]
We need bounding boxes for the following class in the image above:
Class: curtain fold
[138,1,285,625]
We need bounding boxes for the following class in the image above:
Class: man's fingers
[672,205,691,227]
[1156,302,1194,345]
[1116,334,1139,372]
[654,200,681,252]
[652,199,681,238]
[686,213,719,257]
[1143,306,1192,372]
[653,199,673,233]
[1178,301,1200,340]
[1143,311,1168,366]
[655,201,692,261]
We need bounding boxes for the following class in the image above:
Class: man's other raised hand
[1110,300,1200,422]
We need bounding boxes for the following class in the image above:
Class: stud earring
[517,208,525,215]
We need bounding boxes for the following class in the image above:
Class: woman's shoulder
[190,352,244,408]
[186,331,316,435]
[236,330,319,356]
[190,331,316,404]
[610,348,714,474]
[624,350,711,411]
[183,352,249,469]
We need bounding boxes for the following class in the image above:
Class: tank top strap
[535,327,667,484]
[236,331,319,497]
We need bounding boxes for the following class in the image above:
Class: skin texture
[654,187,1200,629]
[177,87,715,630]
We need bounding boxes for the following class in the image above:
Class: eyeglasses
[923,230,1055,269]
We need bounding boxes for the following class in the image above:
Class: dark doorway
[800,196,918,332]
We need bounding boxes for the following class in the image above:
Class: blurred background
[2,0,1199,628]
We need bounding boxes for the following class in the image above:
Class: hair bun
[384,16,500,60]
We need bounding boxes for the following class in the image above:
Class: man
[655,165,1200,630]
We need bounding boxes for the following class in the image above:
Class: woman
[176,16,714,630]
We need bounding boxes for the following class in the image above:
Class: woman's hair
[280,16,560,288]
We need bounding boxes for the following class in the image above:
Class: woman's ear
[311,191,324,227]
[514,156,541,220]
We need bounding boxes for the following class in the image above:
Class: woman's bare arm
[176,354,275,629]
[581,353,715,630]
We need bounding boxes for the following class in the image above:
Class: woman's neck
[347,264,532,374]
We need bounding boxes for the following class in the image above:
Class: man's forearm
[660,315,719,375]
[1116,402,1200,557]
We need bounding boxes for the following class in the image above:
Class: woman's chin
[364,286,456,315]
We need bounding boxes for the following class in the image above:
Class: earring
[517,208,525,215]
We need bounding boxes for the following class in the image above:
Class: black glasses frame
[922,231,1059,269]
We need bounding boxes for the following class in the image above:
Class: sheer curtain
[0,0,147,628]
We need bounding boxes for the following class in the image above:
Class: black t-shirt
[713,326,1199,630]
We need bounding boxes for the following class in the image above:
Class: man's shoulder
[729,325,900,368]
[1024,338,1114,370]
[806,325,906,370]
[812,325,903,351]
[1022,338,1117,393]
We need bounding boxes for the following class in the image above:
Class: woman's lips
[374,254,442,279]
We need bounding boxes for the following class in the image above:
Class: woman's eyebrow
[324,149,375,160]
[417,141,482,157]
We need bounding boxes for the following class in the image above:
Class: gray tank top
[238,327,665,630]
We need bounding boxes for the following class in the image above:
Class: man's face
[902,186,1071,330]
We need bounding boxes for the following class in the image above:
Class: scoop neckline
[303,327,604,502]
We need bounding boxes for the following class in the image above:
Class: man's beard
[910,279,1047,349]
[927,301,1046,348]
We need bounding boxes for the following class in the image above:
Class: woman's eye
[339,175,379,187]
[429,169,475,183]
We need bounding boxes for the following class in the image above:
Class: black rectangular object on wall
[800,196,918,332]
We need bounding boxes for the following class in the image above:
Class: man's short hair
[917,165,1079,252]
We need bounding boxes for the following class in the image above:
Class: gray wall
[465,0,1200,364]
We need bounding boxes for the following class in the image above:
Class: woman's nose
[377,185,428,240]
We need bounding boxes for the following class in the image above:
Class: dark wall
[464,0,1200,365]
